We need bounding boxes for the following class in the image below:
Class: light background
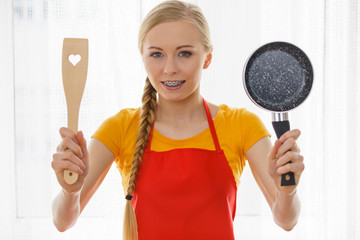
[0,0,359,239]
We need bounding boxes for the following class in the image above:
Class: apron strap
[202,98,221,152]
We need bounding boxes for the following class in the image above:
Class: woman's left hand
[267,129,304,195]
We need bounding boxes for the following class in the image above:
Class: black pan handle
[272,113,295,186]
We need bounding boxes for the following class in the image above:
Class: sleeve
[91,114,122,158]
[241,109,271,156]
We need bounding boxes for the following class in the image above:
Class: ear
[203,49,213,69]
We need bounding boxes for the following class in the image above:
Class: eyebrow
[148,45,195,50]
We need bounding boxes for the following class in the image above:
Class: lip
[161,80,186,90]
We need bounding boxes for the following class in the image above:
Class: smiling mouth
[161,80,186,87]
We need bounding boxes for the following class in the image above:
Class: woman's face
[142,20,212,102]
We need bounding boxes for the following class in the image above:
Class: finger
[53,151,86,171]
[268,139,282,161]
[56,143,66,153]
[59,127,78,143]
[61,137,84,158]
[53,159,85,175]
[277,160,305,175]
[276,151,302,167]
[51,157,84,175]
[276,138,300,158]
[280,129,301,143]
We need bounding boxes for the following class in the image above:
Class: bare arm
[51,128,115,232]
[52,188,82,232]
[246,130,304,231]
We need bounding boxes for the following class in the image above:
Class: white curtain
[0,0,359,239]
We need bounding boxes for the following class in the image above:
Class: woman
[52,1,304,239]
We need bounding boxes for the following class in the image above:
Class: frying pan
[243,41,313,186]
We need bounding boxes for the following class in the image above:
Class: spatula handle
[62,38,88,185]
[64,169,78,185]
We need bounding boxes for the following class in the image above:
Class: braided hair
[123,77,156,240]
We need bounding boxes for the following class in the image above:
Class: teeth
[163,81,185,87]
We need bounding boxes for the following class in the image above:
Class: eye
[179,51,192,57]
[150,52,163,58]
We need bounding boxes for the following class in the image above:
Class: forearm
[272,190,301,231]
[52,189,81,232]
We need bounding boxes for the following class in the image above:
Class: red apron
[132,99,237,239]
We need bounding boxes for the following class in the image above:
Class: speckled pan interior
[244,42,313,112]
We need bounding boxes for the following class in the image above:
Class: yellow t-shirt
[91,104,270,191]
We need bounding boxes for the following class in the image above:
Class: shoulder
[91,107,141,157]
[206,101,254,120]
[93,107,140,138]
[215,103,258,122]
[102,107,141,128]
[215,104,270,154]
[214,104,268,138]
[111,107,140,122]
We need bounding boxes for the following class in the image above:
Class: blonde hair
[138,0,212,53]
[123,1,212,239]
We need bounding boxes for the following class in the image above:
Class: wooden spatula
[62,38,88,185]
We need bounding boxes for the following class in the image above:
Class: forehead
[143,20,202,48]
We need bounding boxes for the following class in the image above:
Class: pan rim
[243,41,313,112]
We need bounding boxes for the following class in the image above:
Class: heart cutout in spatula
[68,54,81,66]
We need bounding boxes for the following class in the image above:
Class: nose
[163,57,178,75]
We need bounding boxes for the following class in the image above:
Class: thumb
[268,139,282,161]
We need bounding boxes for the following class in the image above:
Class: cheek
[181,59,204,77]
[144,60,162,77]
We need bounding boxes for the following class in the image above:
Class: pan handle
[271,113,296,186]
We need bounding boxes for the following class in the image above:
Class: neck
[156,94,206,124]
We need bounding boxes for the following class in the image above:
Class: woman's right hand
[51,127,89,194]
